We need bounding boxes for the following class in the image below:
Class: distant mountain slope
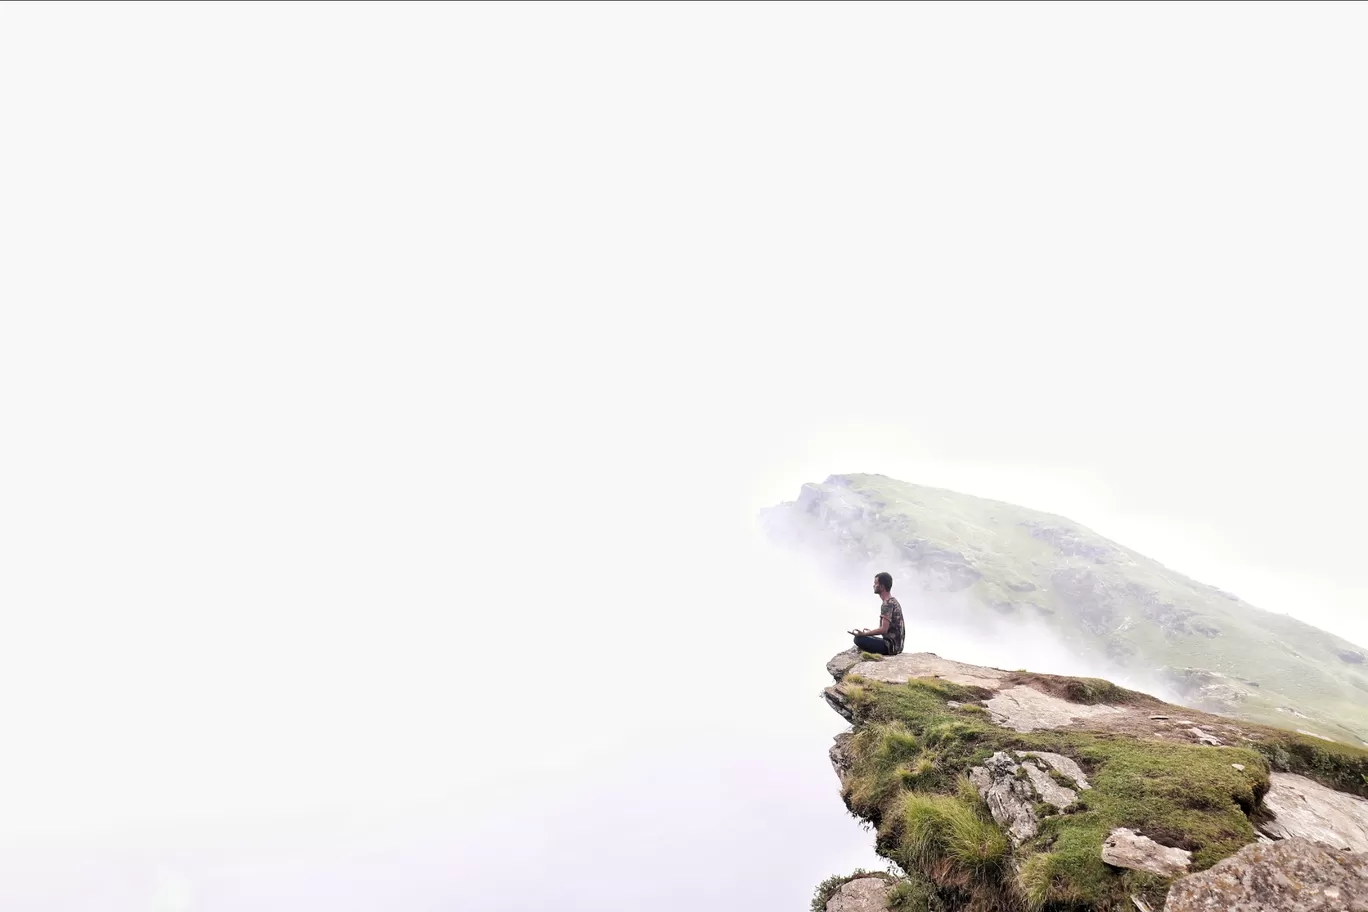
[763,474,1368,744]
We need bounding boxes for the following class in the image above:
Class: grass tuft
[886,874,942,912]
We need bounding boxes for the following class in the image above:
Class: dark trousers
[853,634,892,655]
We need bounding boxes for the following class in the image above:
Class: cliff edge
[815,650,1368,912]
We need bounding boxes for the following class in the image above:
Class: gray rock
[830,731,854,781]
[1259,772,1368,853]
[823,686,855,724]
[970,751,1039,844]
[968,750,1086,843]
[1101,827,1192,877]
[827,648,862,680]
[839,652,1009,690]
[1189,727,1224,746]
[1231,763,1245,771]
[1163,838,1368,911]
[984,684,1127,733]
[1016,750,1092,790]
[825,875,890,912]
[1022,760,1078,810]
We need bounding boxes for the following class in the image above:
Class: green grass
[886,874,944,912]
[1249,727,1368,798]
[836,677,1291,910]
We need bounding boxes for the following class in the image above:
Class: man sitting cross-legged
[848,571,905,656]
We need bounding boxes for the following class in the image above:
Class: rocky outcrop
[827,648,862,681]
[824,875,891,912]
[837,651,1007,690]
[818,648,1368,912]
[1163,838,1368,911]
[1101,828,1193,877]
[829,731,854,781]
[831,653,1267,747]
[1259,772,1368,852]
[767,474,1368,743]
[968,750,1087,844]
[968,752,1046,844]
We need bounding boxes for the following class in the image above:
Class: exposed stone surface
[825,875,891,912]
[1260,772,1368,852]
[830,731,854,781]
[969,751,1040,844]
[827,648,863,680]
[1189,727,1224,746]
[1101,827,1193,877]
[969,750,1088,843]
[1016,750,1092,789]
[823,686,856,724]
[984,684,1127,733]
[824,650,1253,746]
[841,652,1007,690]
[1022,759,1079,810]
[1163,838,1368,911]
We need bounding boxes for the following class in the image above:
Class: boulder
[969,752,1040,844]
[827,648,862,680]
[825,875,890,912]
[1162,838,1368,911]
[1259,772,1368,852]
[1100,828,1192,877]
[968,750,1086,844]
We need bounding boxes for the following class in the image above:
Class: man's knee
[853,635,886,654]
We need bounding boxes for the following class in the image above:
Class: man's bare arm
[854,615,891,637]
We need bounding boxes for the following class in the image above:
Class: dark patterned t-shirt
[881,597,905,655]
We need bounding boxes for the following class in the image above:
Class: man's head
[873,572,893,596]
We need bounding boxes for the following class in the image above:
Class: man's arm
[854,614,892,637]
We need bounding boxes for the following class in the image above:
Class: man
[849,571,905,656]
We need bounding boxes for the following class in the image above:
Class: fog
[4,3,1368,910]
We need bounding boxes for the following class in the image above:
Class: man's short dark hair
[876,571,893,592]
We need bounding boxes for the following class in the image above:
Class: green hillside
[764,474,1368,745]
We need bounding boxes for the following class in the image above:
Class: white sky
[2,2,1366,910]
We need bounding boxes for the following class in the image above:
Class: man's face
[872,577,880,594]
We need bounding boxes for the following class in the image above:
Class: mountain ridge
[763,473,1368,745]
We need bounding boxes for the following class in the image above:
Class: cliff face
[766,475,1368,745]
[816,649,1368,912]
